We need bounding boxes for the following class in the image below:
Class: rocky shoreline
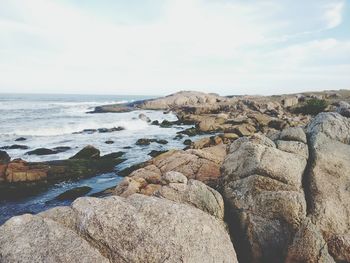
[1,90,350,262]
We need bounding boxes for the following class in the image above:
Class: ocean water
[0,93,197,224]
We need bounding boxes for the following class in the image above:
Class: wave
[5,119,150,136]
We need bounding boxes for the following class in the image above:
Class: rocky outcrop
[135,90,225,110]
[0,194,238,263]
[0,146,126,200]
[116,170,224,219]
[117,144,227,190]
[221,132,308,262]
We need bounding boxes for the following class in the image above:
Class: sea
[0,93,197,224]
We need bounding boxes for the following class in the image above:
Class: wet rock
[136,138,168,146]
[177,127,200,136]
[183,139,192,146]
[70,145,100,159]
[52,146,71,153]
[151,120,160,125]
[15,137,27,141]
[105,140,114,144]
[26,148,57,156]
[0,150,10,164]
[97,126,124,133]
[55,186,92,201]
[26,147,71,156]
[0,144,29,150]
[148,150,167,158]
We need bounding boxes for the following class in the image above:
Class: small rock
[151,120,160,125]
[136,138,152,146]
[183,139,192,146]
[0,150,10,164]
[162,171,188,184]
[105,140,114,144]
[15,137,26,142]
[279,127,307,143]
[55,186,92,201]
[26,148,57,156]
[0,145,29,150]
[160,120,173,128]
[70,146,100,159]
[148,150,167,158]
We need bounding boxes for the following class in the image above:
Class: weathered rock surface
[0,214,108,263]
[221,133,308,262]
[305,112,350,261]
[117,144,227,191]
[285,218,335,263]
[0,194,238,263]
[116,170,224,219]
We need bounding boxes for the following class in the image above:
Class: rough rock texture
[116,170,225,219]
[306,112,350,260]
[137,90,225,110]
[0,214,108,263]
[285,218,335,263]
[0,194,238,263]
[337,101,350,117]
[221,133,308,263]
[117,144,226,188]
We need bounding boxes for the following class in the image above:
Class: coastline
[1,90,350,262]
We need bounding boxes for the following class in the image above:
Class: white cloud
[0,0,349,95]
[324,1,345,29]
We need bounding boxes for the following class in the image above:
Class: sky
[0,0,349,96]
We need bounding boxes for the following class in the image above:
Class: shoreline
[1,90,350,262]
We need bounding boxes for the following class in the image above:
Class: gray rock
[306,112,350,144]
[221,133,307,262]
[162,171,188,184]
[72,195,237,262]
[336,101,350,117]
[138,113,151,122]
[306,112,350,256]
[155,178,224,219]
[0,214,108,263]
[275,140,309,159]
[0,194,238,263]
[279,127,307,143]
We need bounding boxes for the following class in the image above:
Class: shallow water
[0,93,200,224]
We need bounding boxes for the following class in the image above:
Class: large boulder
[0,214,108,263]
[0,194,238,263]
[221,133,308,262]
[306,112,350,260]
